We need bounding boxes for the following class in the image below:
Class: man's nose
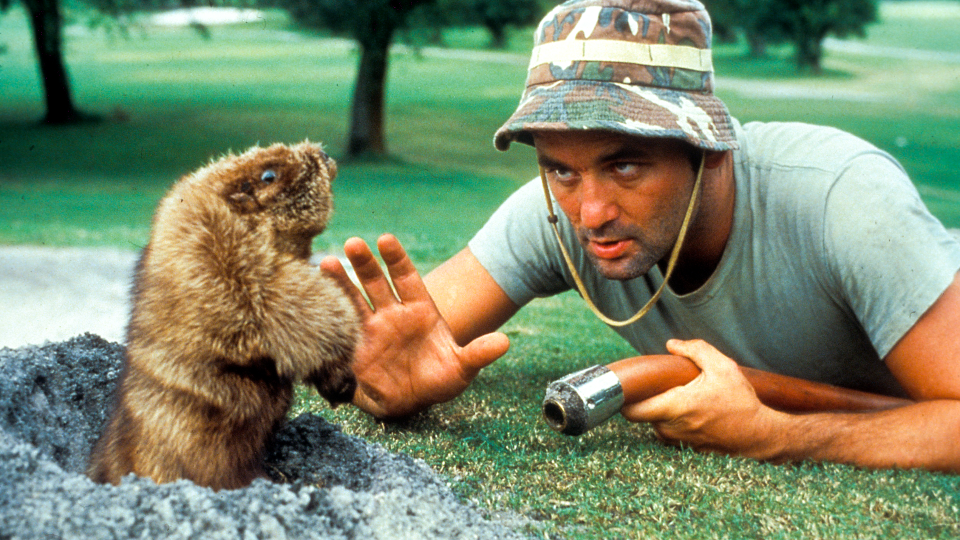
[579,177,619,230]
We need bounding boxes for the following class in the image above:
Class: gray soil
[0,334,533,539]
[0,245,534,538]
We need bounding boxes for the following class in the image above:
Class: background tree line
[3,0,877,157]
[704,0,877,71]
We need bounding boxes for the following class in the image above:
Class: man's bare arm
[623,272,960,473]
[424,246,521,346]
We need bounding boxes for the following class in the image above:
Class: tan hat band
[529,39,713,73]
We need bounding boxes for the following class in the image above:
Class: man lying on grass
[321,0,960,473]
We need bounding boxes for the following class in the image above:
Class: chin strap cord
[539,151,706,327]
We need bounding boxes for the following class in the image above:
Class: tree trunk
[795,32,825,73]
[347,14,398,157]
[22,0,87,124]
[746,30,767,58]
[484,20,508,49]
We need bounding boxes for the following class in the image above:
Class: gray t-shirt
[469,120,960,396]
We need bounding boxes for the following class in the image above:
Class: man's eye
[550,169,577,184]
[612,162,639,175]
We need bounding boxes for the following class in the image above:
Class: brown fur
[87,141,359,490]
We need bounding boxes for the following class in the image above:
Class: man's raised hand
[320,234,510,418]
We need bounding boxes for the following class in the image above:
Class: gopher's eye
[260,170,277,184]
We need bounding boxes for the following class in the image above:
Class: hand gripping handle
[543,355,912,436]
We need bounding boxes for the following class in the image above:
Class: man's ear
[703,150,728,170]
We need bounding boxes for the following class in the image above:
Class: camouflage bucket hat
[494,0,738,152]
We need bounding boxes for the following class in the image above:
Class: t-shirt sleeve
[822,151,960,358]
[467,178,573,306]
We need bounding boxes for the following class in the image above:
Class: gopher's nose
[321,151,337,180]
[296,142,336,180]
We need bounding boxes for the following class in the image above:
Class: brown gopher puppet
[87,141,360,490]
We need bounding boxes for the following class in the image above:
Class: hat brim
[494,79,738,152]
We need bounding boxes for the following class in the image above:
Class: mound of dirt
[0,334,532,540]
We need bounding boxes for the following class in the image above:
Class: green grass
[867,1,960,51]
[303,290,960,539]
[2,3,960,538]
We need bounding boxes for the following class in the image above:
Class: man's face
[533,131,699,281]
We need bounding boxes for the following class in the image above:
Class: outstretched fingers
[376,234,433,304]
[332,234,433,310]
[341,236,401,309]
[319,254,373,317]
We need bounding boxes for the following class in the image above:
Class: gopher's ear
[228,191,259,213]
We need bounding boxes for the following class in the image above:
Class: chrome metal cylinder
[542,365,624,436]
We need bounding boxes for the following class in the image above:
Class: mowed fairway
[1,2,959,539]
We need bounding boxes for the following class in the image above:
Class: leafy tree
[2,0,163,124]
[703,0,768,56]
[457,0,542,49]
[3,0,91,124]
[415,0,548,49]
[772,0,877,71]
[3,0,253,125]
[703,0,877,72]
[282,0,435,158]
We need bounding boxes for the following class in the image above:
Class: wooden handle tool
[542,355,912,435]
